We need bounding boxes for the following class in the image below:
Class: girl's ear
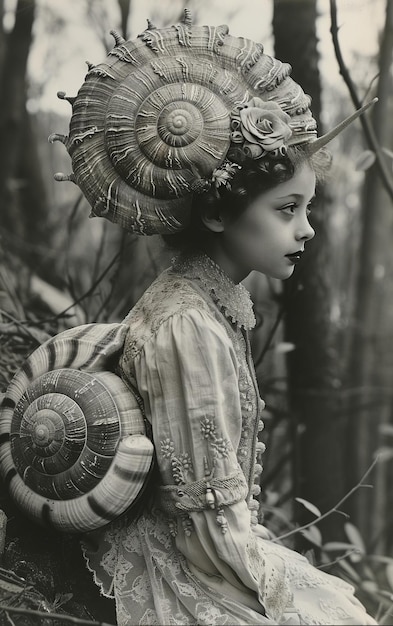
[200,207,225,233]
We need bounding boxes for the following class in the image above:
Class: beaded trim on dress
[172,253,256,330]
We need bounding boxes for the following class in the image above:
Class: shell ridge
[111,91,143,106]
[101,179,117,217]
[47,341,56,372]
[108,44,139,65]
[140,29,167,54]
[151,60,167,79]
[68,126,102,151]
[86,66,117,80]
[155,206,185,231]
[174,23,192,48]
[106,113,134,122]
[235,39,264,73]
[207,24,230,54]
[134,199,146,233]
[176,57,191,81]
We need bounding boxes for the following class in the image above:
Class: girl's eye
[279,203,297,216]
[278,200,314,217]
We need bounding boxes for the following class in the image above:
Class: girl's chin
[268,267,296,280]
[282,267,296,279]
[253,262,296,280]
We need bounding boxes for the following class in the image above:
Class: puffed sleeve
[132,308,291,620]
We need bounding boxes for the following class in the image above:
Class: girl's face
[209,163,316,283]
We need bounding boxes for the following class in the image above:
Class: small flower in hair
[211,161,241,190]
[231,98,292,158]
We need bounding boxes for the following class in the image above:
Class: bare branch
[0,604,115,626]
[0,309,49,345]
[329,0,393,202]
[49,249,121,324]
[273,457,378,543]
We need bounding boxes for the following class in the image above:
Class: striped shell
[0,323,154,534]
[51,11,317,235]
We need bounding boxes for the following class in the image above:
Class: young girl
[52,12,377,625]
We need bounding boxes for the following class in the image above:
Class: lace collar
[171,253,256,330]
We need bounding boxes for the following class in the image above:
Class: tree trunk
[0,0,56,283]
[118,0,131,39]
[345,0,393,552]
[0,0,35,235]
[273,0,345,541]
[0,0,5,77]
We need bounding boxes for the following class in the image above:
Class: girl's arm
[133,308,291,621]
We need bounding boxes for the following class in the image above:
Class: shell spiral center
[157,102,202,147]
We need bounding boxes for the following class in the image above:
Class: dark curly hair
[162,145,331,252]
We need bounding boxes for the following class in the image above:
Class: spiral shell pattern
[0,323,154,533]
[51,12,317,235]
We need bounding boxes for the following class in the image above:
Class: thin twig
[93,232,128,323]
[64,193,84,308]
[88,222,109,320]
[273,457,378,543]
[377,604,393,625]
[0,310,42,345]
[0,604,115,626]
[52,250,121,323]
[5,611,17,626]
[329,0,393,201]
[316,549,360,570]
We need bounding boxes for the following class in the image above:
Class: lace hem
[80,523,125,599]
[246,534,293,622]
[158,470,248,516]
[81,541,115,599]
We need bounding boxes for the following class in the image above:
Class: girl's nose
[296,217,315,242]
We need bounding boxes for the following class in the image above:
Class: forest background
[0,0,393,624]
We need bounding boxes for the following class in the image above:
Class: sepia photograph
[0,0,391,624]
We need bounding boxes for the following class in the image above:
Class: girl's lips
[286,251,304,263]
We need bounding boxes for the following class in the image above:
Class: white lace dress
[82,253,377,626]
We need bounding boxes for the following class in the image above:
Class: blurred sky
[3,0,384,113]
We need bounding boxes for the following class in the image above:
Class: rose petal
[256,119,274,133]
[241,126,261,144]
[263,139,285,152]
[243,142,265,158]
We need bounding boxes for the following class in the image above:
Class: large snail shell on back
[0,324,154,533]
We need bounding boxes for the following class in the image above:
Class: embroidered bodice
[119,252,266,525]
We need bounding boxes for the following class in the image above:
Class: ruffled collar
[171,252,256,330]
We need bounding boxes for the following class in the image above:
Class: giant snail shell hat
[50,9,377,236]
